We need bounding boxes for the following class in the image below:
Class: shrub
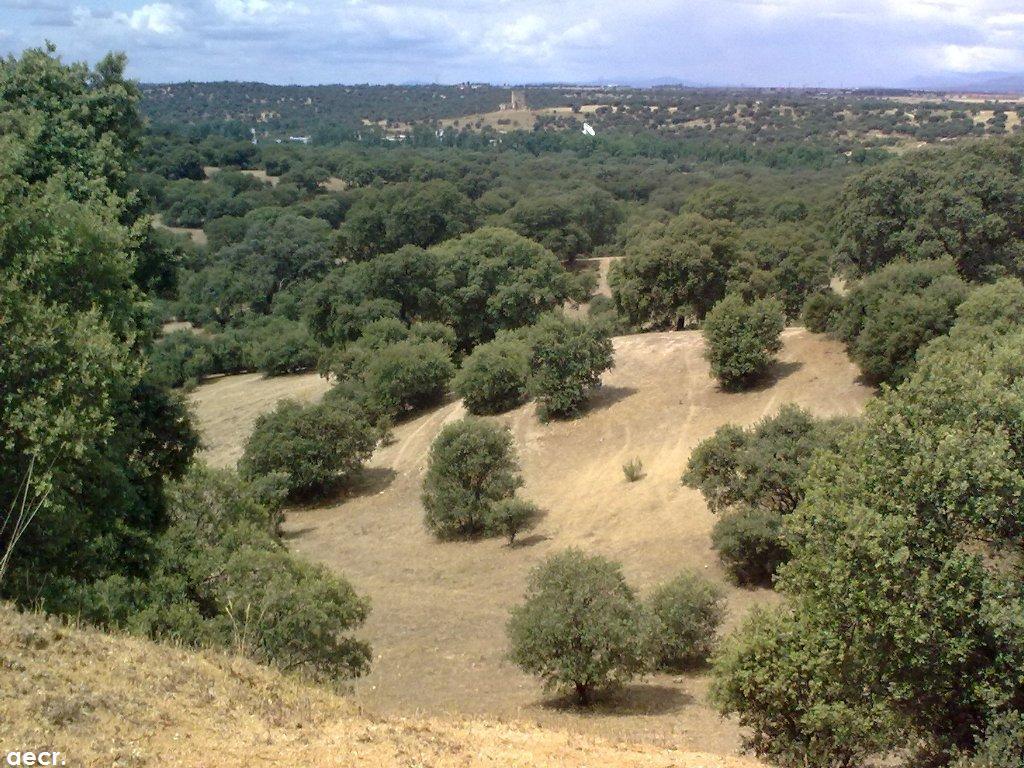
[702,294,785,390]
[954,712,1024,768]
[648,571,726,671]
[487,498,542,546]
[454,334,531,415]
[711,506,789,586]
[360,339,454,419]
[251,318,320,376]
[801,290,843,334]
[240,399,377,498]
[508,549,656,705]
[622,457,644,482]
[528,313,615,420]
[148,330,215,388]
[422,418,522,539]
[837,258,968,385]
[683,405,838,516]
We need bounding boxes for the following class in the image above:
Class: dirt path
[264,329,872,753]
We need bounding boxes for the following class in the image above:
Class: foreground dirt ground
[0,605,762,767]
[190,328,872,754]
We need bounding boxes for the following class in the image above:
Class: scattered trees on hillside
[712,331,1024,767]
[240,400,377,499]
[508,550,657,705]
[684,405,847,585]
[421,418,525,539]
[702,295,785,390]
[528,313,615,419]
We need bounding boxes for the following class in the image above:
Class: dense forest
[3,45,1024,768]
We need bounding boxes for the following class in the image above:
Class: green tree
[421,418,523,539]
[713,331,1024,766]
[0,47,197,609]
[838,258,968,385]
[610,213,736,329]
[528,313,615,419]
[240,399,377,498]
[431,227,573,350]
[702,294,785,390]
[648,571,725,671]
[454,333,531,415]
[508,549,656,705]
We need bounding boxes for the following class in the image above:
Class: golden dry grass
[188,329,871,756]
[189,371,332,467]
[152,214,207,246]
[0,604,763,767]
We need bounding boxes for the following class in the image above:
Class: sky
[2,0,1024,87]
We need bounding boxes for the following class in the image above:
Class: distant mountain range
[905,71,1024,94]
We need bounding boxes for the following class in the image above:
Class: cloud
[113,3,186,35]
[2,0,1024,85]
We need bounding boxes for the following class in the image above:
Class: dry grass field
[152,214,207,245]
[188,328,871,756]
[0,604,763,768]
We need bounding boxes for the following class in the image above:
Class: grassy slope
[0,604,761,767]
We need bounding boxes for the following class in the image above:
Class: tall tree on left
[0,46,197,609]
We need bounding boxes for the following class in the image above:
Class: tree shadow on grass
[510,533,550,548]
[539,683,692,717]
[288,466,398,512]
[584,385,638,414]
[725,359,804,393]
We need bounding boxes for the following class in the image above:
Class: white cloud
[936,43,1024,71]
[114,3,184,35]
[214,0,309,22]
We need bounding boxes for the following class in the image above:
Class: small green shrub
[240,399,377,498]
[487,498,542,546]
[710,506,788,586]
[702,294,785,390]
[622,457,644,482]
[648,571,725,671]
[801,291,843,334]
[508,549,657,705]
[360,339,454,419]
[528,313,614,420]
[422,418,522,539]
[454,334,531,415]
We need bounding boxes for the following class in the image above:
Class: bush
[240,399,377,498]
[837,258,968,385]
[683,405,837,516]
[711,506,788,586]
[454,334,531,415]
[508,549,656,705]
[801,290,843,334]
[955,712,1024,768]
[648,571,726,671]
[360,339,454,419]
[702,294,785,390]
[528,313,615,420]
[251,318,320,376]
[622,457,644,482]
[148,330,215,388]
[487,498,542,546]
[422,418,522,539]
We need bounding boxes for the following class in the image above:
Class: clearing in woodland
[190,328,871,755]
